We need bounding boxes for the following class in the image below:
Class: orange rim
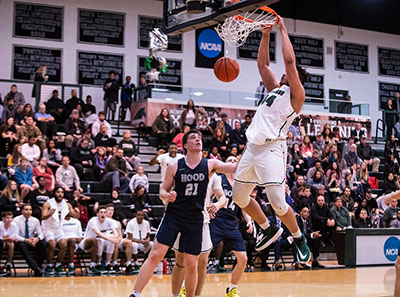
[234,6,279,25]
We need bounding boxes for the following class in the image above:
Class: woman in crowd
[326,171,340,204]
[210,127,229,160]
[179,99,205,130]
[131,185,152,217]
[308,169,326,189]
[7,144,23,177]
[357,160,371,193]
[152,108,175,148]
[326,162,341,180]
[321,145,332,172]
[0,117,18,157]
[385,134,398,159]
[385,154,400,177]
[336,151,347,174]
[340,171,357,193]
[321,124,334,145]
[33,157,55,192]
[0,180,22,216]
[301,135,313,161]
[291,142,305,176]
[209,146,222,160]
[382,172,399,194]
[31,66,48,98]
[94,146,108,174]
[354,198,370,221]
[286,130,296,148]
[172,125,190,153]
[16,103,35,125]
[42,139,62,173]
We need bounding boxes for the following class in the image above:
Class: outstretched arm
[159,161,177,203]
[208,158,238,175]
[278,17,305,114]
[257,26,280,92]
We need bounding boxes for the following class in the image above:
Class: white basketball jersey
[246,85,298,144]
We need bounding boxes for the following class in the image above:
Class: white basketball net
[215,6,279,47]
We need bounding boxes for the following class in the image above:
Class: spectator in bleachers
[296,206,323,268]
[92,111,112,138]
[308,170,325,190]
[354,208,373,228]
[82,95,97,126]
[131,185,151,216]
[71,138,101,181]
[354,198,370,221]
[126,209,153,271]
[290,175,305,201]
[336,151,347,174]
[321,124,334,145]
[301,135,313,161]
[307,149,321,170]
[45,89,64,124]
[286,130,296,148]
[152,108,175,149]
[357,161,370,184]
[330,197,352,230]
[65,89,84,120]
[172,125,190,153]
[118,130,141,171]
[4,84,25,110]
[41,187,76,276]
[229,121,246,153]
[42,139,61,172]
[61,212,83,276]
[306,160,323,181]
[241,114,252,133]
[29,176,51,219]
[382,198,400,227]
[385,99,396,137]
[77,129,96,152]
[344,144,359,168]
[65,109,85,149]
[197,117,212,136]
[7,144,23,177]
[33,157,55,192]
[103,148,130,193]
[357,136,380,172]
[351,123,365,144]
[149,143,184,181]
[0,117,18,157]
[94,124,117,149]
[326,171,340,203]
[209,146,222,160]
[2,98,17,122]
[179,99,205,130]
[34,104,57,140]
[31,66,48,99]
[339,186,355,219]
[211,128,229,160]
[17,116,45,150]
[294,186,313,213]
[105,204,134,275]
[385,135,398,159]
[325,162,341,180]
[0,211,18,276]
[291,143,305,175]
[120,76,134,121]
[14,204,46,276]
[311,195,335,245]
[383,172,399,194]
[55,155,83,198]
[385,154,400,177]
[136,75,149,101]
[15,158,37,203]
[312,134,325,156]
[342,137,355,157]
[21,136,40,167]
[0,180,22,216]
[340,171,357,194]
[389,209,400,228]
[103,71,120,121]
[394,118,400,143]
[129,165,148,193]
[16,103,34,126]
[94,146,108,174]
[321,145,332,172]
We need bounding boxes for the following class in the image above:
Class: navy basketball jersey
[168,157,209,218]
[214,173,240,223]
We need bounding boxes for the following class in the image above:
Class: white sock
[215,260,220,266]
[181,280,185,287]
[172,294,179,297]
[126,261,132,266]
[133,290,141,297]
[55,262,62,268]
[287,236,294,244]
[6,262,12,267]
[113,261,118,266]
[229,283,237,291]
[90,262,95,268]
[69,263,74,267]
[194,295,200,297]
[292,229,302,238]
[259,220,271,230]
[105,262,110,266]
[135,260,140,266]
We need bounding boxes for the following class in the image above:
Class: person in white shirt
[92,111,112,138]
[21,136,41,167]
[129,165,149,193]
[126,210,153,269]
[78,206,119,274]
[41,187,76,276]
[14,204,46,277]
[105,204,134,275]
[0,211,19,276]
[62,213,83,276]
[148,143,184,182]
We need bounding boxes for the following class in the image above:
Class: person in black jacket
[45,89,64,124]
[0,180,22,216]
[354,208,373,228]
[229,121,246,153]
[383,173,399,195]
[102,148,130,193]
[65,89,84,119]
[65,109,85,148]
[93,124,117,149]
[357,136,380,172]
[351,123,365,144]
[103,71,120,121]
[311,195,335,245]
[70,139,100,181]
[296,207,324,268]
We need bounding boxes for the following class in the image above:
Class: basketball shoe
[225,287,240,297]
[179,286,186,297]
[293,234,312,265]
[255,224,283,251]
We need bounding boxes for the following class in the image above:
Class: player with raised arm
[129,130,238,297]
[232,17,312,265]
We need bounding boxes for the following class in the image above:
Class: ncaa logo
[383,236,400,262]
[198,29,222,58]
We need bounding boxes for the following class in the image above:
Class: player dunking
[130,130,238,297]
[232,17,311,264]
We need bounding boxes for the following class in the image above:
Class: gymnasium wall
[0,0,399,132]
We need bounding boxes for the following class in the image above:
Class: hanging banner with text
[289,35,324,68]
[77,51,123,85]
[335,41,369,73]
[379,81,400,109]
[378,47,400,77]
[14,2,64,41]
[195,26,224,69]
[237,31,275,62]
[304,73,324,104]
[13,45,62,82]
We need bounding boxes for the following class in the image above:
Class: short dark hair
[97,205,107,212]
[168,142,177,148]
[105,203,114,209]
[52,89,58,94]
[11,84,17,88]
[21,203,32,211]
[109,71,116,76]
[2,211,13,218]
[52,186,64,197]
[98,111,105,116]
[296,65,310,85]
[36,175,45,181]
[182,130,202,149]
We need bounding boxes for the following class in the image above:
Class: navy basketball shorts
[209,220,246,252]
[156,212,203,255]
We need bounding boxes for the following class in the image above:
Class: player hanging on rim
[232,16,312,265]
[130,130,239,297]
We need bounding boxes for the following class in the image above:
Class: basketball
[214,57,240,82]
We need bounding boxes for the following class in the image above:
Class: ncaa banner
[195,26,224,68]
[356,235,400,265]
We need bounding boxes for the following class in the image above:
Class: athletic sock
[194,295,200,297]
[90,262,96,268]
[259,220,271,230]
[214,260,220,266]
[6,262,12,267]
[133,290,141,297]
[228,283,237,291]
[55,262,62,268]
[126,261,132,266]
[113,261,118,266]
[292,229,302,239]
[69,263,74,268]
[105,262,110,266]
[172,294,179,297]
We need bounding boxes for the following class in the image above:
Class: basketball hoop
[215,6,279,47]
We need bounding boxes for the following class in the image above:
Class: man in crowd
[29,175,51,219]
[92,111,112,138]
[93,124,117,149]
[357,136,380,172]
[344,143,359,168]
[4,84,25,109]
[77,129,96,151]
[241,114,252,132]
[65,109,85,148]
[61,212,83,275]
[291,175,305,201]
[312,134,325,157]
[354,208,373,228]
[149,142,184,182]
[103,71,120,121]
[118,130,141,171]
[121,75,134,121]
[45,89,64,124]
[229,121,246,153]
[21,136,40,167]
[351,123,365,144]
[15,158,37,203]
[102,148,130,193]
[2,97,17,120]
[34,104,57,140]
[311,195,335,245]
[82,95,97,126]
[382,198,400,227]
[17,116,45,150]
[330,198,352,230]
[14,204,46,277]
[55,155,83,199]
[0,211,19,276]
[65,89,84,119]
[71,138,101,181]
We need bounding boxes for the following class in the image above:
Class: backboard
[163,0,280,35]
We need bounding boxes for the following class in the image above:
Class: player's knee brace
[232,190,251,208]
[264,184,289,216]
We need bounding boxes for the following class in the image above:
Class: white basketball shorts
[173,223,212,254]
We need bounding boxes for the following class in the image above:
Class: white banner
[357,235,400,265]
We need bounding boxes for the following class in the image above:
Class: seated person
[15,158,38,203]
[311,195,335,244]
[65,109,85,148]
[42,140,62,172]
[171,125,190,153]
[102,149,130,193]
[82,95,97,126]
[21,136,41,167]
[354,208,373,228]
[0,211,18,277]
[45,89,64,124]
[94,124,117,149]
[33,157,55,192]
[76,129,96,152]
[94,146,108,174]
[0,116,18,157]
[92,111,112,138]
[126,209,153,270]
[390,209,400,228]
[118,130,141,171]
[129,166,149,193]
[229,121,246,153]
[382,198,400,227]
[16,116,45,150]
[71,138,101,181]
[55,155,83,200]
[131,185,152,216]
[14,204,46,276]
[61,213,83,275]
[29,176,51,219]
[0,180,23,217]
[34,104,57,140]
[330,198,352,230]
